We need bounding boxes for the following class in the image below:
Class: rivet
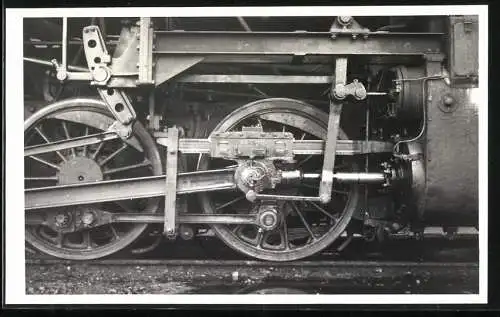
[443,94,455,107]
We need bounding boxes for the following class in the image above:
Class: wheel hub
[54,212,71,228]
[257,206,280,231]
[57,156,103,185]
[81,211,96,226]
[55,155,104,232]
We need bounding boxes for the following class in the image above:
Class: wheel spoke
[55,232,64,247]
[281,216,290,250]
[231,225,247,241]
[290,201,316,241]
[83,230,92,249]
[25,176,58,181]
[28,155,60,170]
[254,229,264,247]
[99,143,128,166]
[109,225,120,240]
[215,196,244,211]
[308,201,336,221]
[34,126,67,162]
[91,142,105,160]
[61,121,76,158]
[260,231,272,249]
[82,126,89,157]
[103,159,151,176]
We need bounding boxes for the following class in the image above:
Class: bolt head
[92,67,109,83]
[56,70,67,81]
[338,16,352,24]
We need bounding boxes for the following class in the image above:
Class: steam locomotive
[23,15,480,261]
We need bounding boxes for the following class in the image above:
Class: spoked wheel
[24,98,162,260]
[198,98,361,261]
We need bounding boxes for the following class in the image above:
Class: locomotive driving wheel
[24,98,162,260]
[198,98,361,261]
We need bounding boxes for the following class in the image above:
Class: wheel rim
[198,98,361,261]
[25,98,162,260]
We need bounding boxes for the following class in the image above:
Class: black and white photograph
[4,5,488,305]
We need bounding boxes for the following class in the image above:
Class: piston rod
[281,171,386,184]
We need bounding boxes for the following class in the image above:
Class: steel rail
[26,258,477,268]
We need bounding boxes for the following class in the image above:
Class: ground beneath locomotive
[26,238,478,295]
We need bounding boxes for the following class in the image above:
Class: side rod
[25,169,237,210]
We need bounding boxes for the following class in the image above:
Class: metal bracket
[329,16,370,39]
[164,127,179,238]
[97,87,137,126]
[82,25,112,86]
[80,24,138,127]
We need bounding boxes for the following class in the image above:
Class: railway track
[25,235,479,295]
[25,258,479,295]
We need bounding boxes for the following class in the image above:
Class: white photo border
[5,5,489,305]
